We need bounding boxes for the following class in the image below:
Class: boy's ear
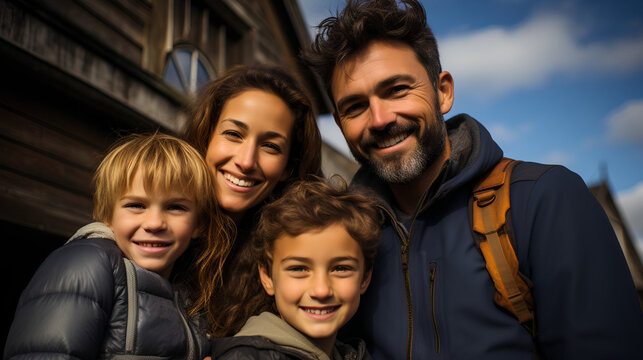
[258,264,275,296]
[360,268,373,295]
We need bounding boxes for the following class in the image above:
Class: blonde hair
[94,133,211,224]
[93,133,234,319]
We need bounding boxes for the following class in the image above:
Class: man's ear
[360,268,373,294]
[437,71,454,115]
[258,264,275,296]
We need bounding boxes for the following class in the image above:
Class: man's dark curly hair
[302,0,442,101]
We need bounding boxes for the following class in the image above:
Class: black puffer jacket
[4,237,209,359]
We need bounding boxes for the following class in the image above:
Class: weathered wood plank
[29,0,144,64]
[0,138,94,196]
[0,104,102,171]
[0,168,93,237]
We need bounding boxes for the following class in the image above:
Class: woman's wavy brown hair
[182,64,323,336]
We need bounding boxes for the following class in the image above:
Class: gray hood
[236,312,335,360]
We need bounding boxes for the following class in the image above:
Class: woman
[183,64,322,337]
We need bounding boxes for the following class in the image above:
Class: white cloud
[616,181,643,260]
[440,13,643,98]
[606,100,643,144]
[541,150,573,167]
[487,122,534,143]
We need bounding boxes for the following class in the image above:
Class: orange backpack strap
[472,158,535,332]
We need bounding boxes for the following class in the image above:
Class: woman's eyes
[222,130,283,153]
[222,130,242,139]
[262,142,282,153]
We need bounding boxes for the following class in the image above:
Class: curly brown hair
[255,179,381,273]
[301,0,442,100]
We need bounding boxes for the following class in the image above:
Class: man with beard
[302,1,643,359]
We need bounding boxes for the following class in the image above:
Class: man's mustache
[360,122,419,148]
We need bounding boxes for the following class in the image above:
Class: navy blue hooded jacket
[343,114,643,359]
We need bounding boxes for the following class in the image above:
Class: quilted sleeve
[4,239,117,360]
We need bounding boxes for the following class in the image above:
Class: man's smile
[375,130,413,149]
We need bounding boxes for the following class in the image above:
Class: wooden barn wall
[1,0,329,347]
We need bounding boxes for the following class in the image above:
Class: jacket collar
[235,312,331,360]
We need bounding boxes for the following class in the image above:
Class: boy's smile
[259,223,372,355]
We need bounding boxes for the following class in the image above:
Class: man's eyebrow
[335,74,416,112]
[376,74,415,91]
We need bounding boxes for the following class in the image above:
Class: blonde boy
[5,133,232,359]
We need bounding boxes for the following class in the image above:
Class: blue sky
[297,0,643,257]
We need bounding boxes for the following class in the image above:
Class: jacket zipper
[401,241,413,360]
[367,161,447,360]
[378,205,414,360]
[429,261,440,354]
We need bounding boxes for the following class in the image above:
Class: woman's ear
[258,264,275,296]
[360,268,373,294]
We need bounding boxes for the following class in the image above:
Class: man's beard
[350,108,447,184]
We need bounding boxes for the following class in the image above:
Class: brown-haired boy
[212,179,381,360]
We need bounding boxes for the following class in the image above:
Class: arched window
[163,46,214,94]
